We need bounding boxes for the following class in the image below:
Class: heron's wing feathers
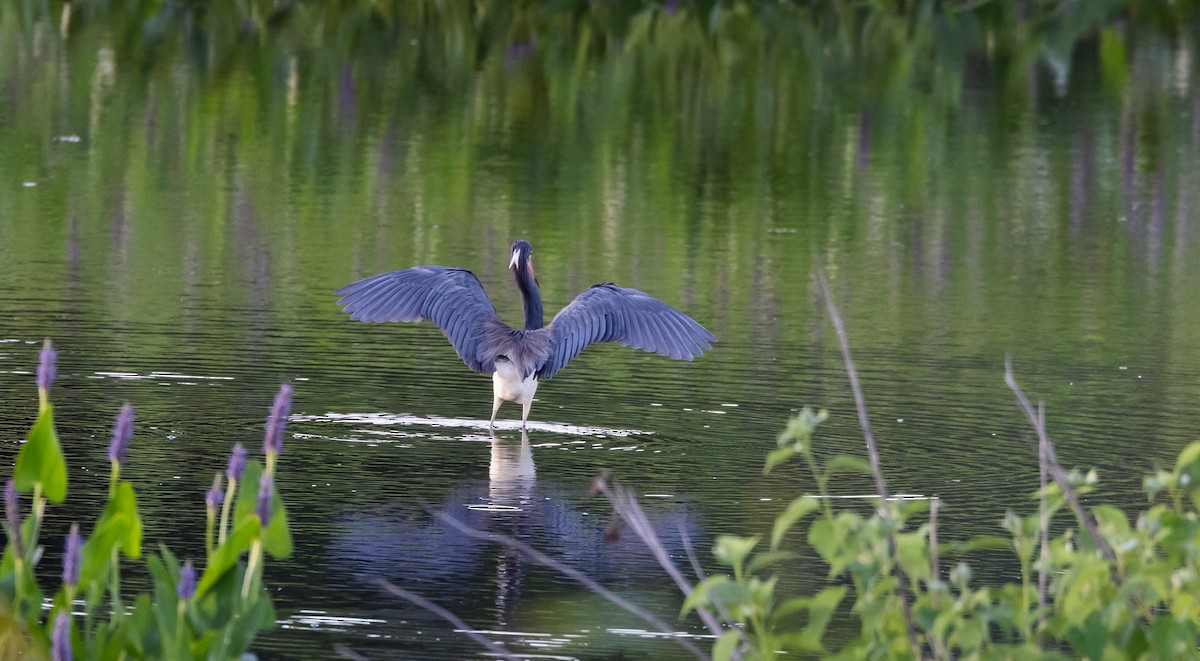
[335,266,505,373]
[537,283,717,380]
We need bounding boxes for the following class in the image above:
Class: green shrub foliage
[686,407,1200,660]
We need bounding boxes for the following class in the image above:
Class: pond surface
[3,8,1200,660]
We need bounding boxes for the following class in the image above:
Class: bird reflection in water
[330,431,704,650]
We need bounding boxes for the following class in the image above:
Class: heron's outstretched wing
[335,266,506,373]
[537,283,717,380]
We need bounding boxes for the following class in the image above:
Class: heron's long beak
[509,249,521,269]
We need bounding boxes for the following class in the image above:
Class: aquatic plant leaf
[713,535,759,570]
[823,455,873,479]
[196,518,259,598]
[938,535,1010,555]
[746,550,796,574]
[796,586,845,652]
[680,575,730,617]
[233,461,293,559]
[764,446,797,473]
[712,630,739,661]
[13,406,67,502]
[771,496,819,551]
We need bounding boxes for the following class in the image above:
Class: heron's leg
[520,401,531,430]
[489,397,502,431]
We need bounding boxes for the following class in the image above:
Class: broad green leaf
[13,405,67,502]
[681,575,730,617]
[796,586,845,651]
[1174,441,1200,474]
[823,455,873,479]
[771,496,820,550]
[234,461,293,559]
[746,550,796,574]
[196,517,259,598]
[713,535,759,570]
[108,481,143,558]
[939,535,1010,555]
[764,446,797,473]
[712,630,739,661]
[1091,505,1129,540]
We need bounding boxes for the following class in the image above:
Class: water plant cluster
[0,341,292,659]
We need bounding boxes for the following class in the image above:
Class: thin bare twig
[373,578,514,658]
[1036,402,1049,642]
[600,484,728,637]
[433,511,711,660]
[678,522,707,585]
[1003,358,1119,570]
[816,271,923,660]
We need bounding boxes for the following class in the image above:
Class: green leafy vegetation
[0,341,292,659]
[684,398,1200,659]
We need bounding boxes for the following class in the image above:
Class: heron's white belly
[493,359,539,404]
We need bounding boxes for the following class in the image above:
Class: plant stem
[109,460,120,499]
[1036,403,1049,643]
[242,538,263,600]
[109,544,123,628]
[205,509,215,558]
[218,477,236,545]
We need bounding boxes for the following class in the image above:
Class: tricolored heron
[335,240,716,429]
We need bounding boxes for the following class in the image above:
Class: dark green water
[3,6,1200,659]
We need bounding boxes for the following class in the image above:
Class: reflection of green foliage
[0,345,289,659]
[682,406,1200,660]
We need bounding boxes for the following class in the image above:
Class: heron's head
[509,240,534,279]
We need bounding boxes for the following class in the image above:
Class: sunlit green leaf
[712,630,739,661]
[234,460,293,559]
[771,496,819,550]
[713,535,759,570]
[196,517,259,598]
[13,405,67,502]
[823,455,873,479]
[764,446,797,473]
[681,575,730,617]
[746,550,795,574]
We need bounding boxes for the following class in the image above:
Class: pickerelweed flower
[177,560,197,601]
[206,482,224,510]
[38,339,57,393]
[51,610,72,661]
[255,475,274,526]
[108,403,135,464]
[63,523,82,588]
[226,443,248,482]
[5,480,21,555]
[263,383,293,456]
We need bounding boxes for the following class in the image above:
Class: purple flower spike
[205,484,224,510]
[63,523,82,588]
[108,403,135,464]
[51,611,72,661]
[263,383,293,456]
[5,480,19,531]
[38,339,57,392]
[226,443,248,482]
[255,475,273,527]
[177,560,197,601]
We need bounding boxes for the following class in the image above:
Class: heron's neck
[515,269,544,330]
